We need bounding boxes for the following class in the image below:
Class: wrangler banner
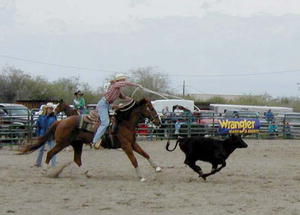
[218,118,260,134]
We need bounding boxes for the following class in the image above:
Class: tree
[125,67,171,100]
[0,67,33,102]
[0,66,100,104]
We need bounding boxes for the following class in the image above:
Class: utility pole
[183,80,185,97]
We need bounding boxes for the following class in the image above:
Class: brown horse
[55,100,79,116]
[20,98,162,181]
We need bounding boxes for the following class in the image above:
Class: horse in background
[55,100,79,116]
[20,98,162,181]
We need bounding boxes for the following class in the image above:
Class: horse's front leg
[72,142,92,178]
[132,143,162,172]
[122,143,146,182]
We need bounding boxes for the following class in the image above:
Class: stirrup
[93,140,103,150]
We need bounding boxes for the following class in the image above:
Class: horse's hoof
[84,171,92,178]
[155,167,162,172]
[198,171,203,177]
[140,177,146,182]
[42,165,50,175]
[41,169,47,176]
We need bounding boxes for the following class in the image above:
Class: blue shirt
[36,113,57,136]
[265,111,274,122]
[268,124,278,133]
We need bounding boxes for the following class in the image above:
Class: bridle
[139,102,160,125]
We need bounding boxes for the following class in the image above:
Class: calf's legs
[201,161,227,180]
[183,156,228,180]
[184,157,203,177]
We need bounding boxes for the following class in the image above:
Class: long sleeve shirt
[104,81,138,104]
[73,97,86,110]
[36,113,57,136]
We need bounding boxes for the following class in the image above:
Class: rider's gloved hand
[111,104,120,109]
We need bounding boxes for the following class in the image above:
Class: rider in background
[93,74,141,149]
[73,90,86,114]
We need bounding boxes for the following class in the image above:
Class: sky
[1,0,300,97]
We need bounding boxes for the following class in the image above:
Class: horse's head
[136,98,161,126]
[54,99,67,115]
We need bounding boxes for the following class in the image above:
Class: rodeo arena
[0,84,300,215]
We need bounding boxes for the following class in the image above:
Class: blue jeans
[36,140,56,167]
[93,98,110,143]
[175,121,185,134]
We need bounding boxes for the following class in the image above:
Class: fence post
[212,113,216,137]
[187,116,191,137]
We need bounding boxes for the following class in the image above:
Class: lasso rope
[131,87,200,111]
[135,87,169,99]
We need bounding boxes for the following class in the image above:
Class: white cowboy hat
[45,102,55,109]
[114,73,127,81]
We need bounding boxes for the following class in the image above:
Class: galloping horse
[20,98,162,181]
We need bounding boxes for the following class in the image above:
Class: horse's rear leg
[122,143,146,182]
[72,142,83,167]
[43,142,70,177]
[132,143,162,172]
[45,142,66,164]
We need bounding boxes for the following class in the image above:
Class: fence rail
[137,114,300,140]
[1,111,300,146]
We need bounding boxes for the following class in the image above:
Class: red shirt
[104,81,137,104]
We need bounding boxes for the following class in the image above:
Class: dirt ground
[0,139,300,215]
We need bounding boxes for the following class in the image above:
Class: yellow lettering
[219,119,258,133]
[219,120,229,128]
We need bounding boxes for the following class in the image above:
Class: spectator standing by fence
[283,122,292,139]
[174,106,184,134]
[162,106,170,117]
[34,103,57,167]
[265,109,274,124]
[268,121,278,138]
[73,90,86,114]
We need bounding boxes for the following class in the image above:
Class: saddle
[78,99,136,133]
[78,110,101,133]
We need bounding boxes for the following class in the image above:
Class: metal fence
[0,109,63,147]
[0,109,34,146]
[136,114,300,140]
[1,111,300,146]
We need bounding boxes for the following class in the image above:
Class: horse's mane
[115,98,148,122]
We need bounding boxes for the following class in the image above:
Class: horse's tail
[166,136,184,152]
[19,121,59,155]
